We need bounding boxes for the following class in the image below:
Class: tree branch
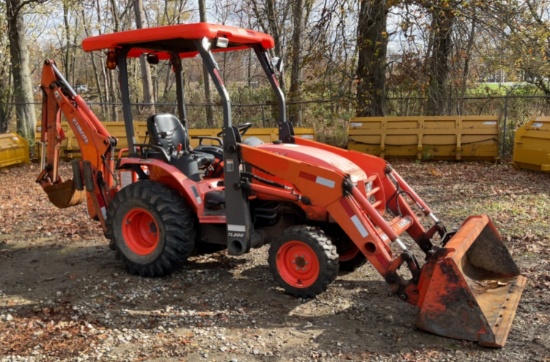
[12,0,49,20]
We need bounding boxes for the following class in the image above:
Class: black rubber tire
[336,242,367,272]
[322,224,367,272]
[105,180,196,277]
[268,225,339,298]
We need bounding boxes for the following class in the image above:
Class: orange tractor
[36,23,525,347]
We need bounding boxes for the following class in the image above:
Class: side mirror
[271,57,283,73]
[147,53,159,65]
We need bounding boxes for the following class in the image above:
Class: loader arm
[240,144,421,302]
[36,60,117,228]
[242,141,526,347]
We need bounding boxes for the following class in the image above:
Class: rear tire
[268,225,338,298]
[106,181,196,277]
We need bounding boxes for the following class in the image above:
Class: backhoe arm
[36,60,117,227]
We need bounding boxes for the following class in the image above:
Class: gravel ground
[0,160,549,361]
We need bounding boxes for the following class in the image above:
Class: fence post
[502,95,508,157]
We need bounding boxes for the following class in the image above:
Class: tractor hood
[256,143,367,182]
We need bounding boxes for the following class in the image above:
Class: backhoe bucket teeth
[43,180,86,208]
[416,215,526,347]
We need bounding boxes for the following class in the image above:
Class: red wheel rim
[122,208,159,255]
[276,241,320,288]
[339,245,360,262]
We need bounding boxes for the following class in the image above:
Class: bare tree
[245,0,290,90]
[199,0,214,126]
[422,0,456,115]
[6,0,48,141]
[0,3,13,133]
[288,0,310,125]
[356,0,388,117]
[484,0,550,99]
[133,0,155,114]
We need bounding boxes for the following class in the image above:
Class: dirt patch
[1,161,549,361]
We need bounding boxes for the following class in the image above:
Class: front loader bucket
[416,215,526,347]
[43,180,85,208]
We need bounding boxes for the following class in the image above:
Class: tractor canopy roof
[82,22,275,59]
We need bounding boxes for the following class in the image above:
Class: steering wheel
[217,122,253,138]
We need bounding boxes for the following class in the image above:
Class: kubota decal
[72,118,89,144]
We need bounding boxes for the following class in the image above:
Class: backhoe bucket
[416,215,526,347]
[43,180,85,208]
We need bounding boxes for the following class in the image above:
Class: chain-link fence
[2,95,549,156]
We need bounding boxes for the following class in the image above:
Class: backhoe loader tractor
[36,23,526,347]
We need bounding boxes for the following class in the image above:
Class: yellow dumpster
[513,116,550,172]
[36,121,145,160]
[189,127,315,147]
[36,122,315,159]
[0,133,30,168]
[348,116,499,161]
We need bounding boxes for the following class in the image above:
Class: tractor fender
[255,143,367,182]
[117,158,205,212]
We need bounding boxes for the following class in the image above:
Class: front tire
[268,225,338,298]
[322,224,367,272]
[106,181,196,277]
[336,243,367,272]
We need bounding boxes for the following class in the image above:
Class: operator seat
[147,113,215,181]
[147,113,189,156]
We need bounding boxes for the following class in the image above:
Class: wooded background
[1,0,549,149]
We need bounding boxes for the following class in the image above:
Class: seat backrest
[147,114,188,155]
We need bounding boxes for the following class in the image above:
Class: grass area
[472,82,540,96]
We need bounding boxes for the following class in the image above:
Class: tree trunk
[199,0,214,127]
[134,0,155,114]
[247,0,288,90]
[62,2,73,82]
[289,0,304,125]
[356,0,388,117]
[458,6,477,115]
[6,0,37,141]
[108,68,118,121]
[88,1,105,118]
[0,57,13,133]
[425,3,454,116]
